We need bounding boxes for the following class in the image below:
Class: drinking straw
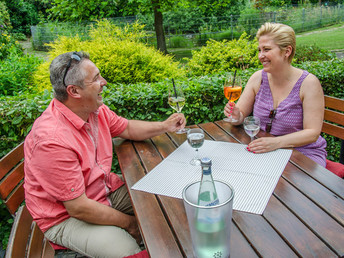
[171,78,180,111]
[228,70,237,101]
[232,70,237,87]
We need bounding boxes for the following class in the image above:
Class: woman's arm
[248,73,324,153]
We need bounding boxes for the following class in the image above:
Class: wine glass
[243,116,261,143]
[223,74,242,122]
[187,128,205,166]
[168,82,189,134]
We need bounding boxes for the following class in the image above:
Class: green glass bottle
[195,158,228,258]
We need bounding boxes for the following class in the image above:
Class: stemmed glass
[187,128,205,166]
[223,74,242,122]
[168,81,189,134]
[243,116,261,143]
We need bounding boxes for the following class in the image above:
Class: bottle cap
[201,157,212,166]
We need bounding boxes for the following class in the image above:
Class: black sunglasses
[63,52,81,87]
[265,109,277,133]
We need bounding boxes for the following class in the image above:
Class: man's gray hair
[50,51,90,102]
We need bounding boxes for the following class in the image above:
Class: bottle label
[205,199,219,206]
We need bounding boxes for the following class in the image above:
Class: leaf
[12,116,23,125]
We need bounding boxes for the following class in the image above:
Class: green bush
[103,76,228,125]
[0,32,23,60]
[0,1,11,31]
[0,91,52,157]
[1,60,342,161]
[0,53,43,96]
[4,0,41,35]
[295,59,344,99]
[186,33,260,76]
[0,199,13,250]
[32,20,185,94]
[294,44,337,64]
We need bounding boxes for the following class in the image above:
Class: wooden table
[113,121,344,258]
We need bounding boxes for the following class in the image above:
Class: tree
[47,0,123,21]
[48,0,243,54]
[127,0,243,53]
[4,0,41,35]
[126,0,184,54]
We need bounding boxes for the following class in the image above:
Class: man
[24,51,186,257]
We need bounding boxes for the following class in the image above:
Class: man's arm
[63,193,141,243]
[119,113,186,141]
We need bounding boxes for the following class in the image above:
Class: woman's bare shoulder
[246,69,263,93]
[301,72,323,99]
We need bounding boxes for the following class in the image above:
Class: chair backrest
[323,95,344,164]
[5,205,55,258]
[0,142,55,257]
[0,142,25,215]
[323,95,344,140]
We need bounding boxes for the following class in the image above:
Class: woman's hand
[247,137,280,153]
[224,102,241,122]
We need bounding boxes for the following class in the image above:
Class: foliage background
[1,0,344,251]
[31,20,185,93]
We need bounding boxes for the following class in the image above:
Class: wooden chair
[322,95,344,177]
[0,142,55,257]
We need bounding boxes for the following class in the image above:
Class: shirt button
[71,188,75,192]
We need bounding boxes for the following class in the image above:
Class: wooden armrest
[5,205,54,258]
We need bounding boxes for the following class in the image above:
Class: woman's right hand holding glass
[224,102,241,123]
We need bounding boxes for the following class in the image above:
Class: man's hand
[64,193,142,243]
[164,113,186,132]
[125,215,142,244]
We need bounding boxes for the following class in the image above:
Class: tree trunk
[152,0,167,54]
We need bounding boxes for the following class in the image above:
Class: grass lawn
[168,23,344,61]
[296,23,344,50]
[23,23,344,62]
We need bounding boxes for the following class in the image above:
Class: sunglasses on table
[63,52,81,87]
[265,109,277,133]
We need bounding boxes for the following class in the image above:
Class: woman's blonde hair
[256,22,296,63]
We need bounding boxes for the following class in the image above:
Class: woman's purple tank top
[253,70,327,167]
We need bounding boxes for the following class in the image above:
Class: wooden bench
[323,95,344,162]
[0,142,55,257]
[322,95,344,177]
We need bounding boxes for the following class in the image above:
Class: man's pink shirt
[24,99,128,232]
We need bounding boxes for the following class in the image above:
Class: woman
[224,22,327,167]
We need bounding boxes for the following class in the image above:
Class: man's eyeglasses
[63,52,81,87]
[265,109,277,133]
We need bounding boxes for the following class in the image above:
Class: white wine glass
[168,82,188,134]
[187,128,205,166]
[243,116,261,143]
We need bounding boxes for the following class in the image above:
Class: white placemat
[132,140,292,214]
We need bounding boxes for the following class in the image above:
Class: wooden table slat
[264,195,337,257]
[282,162,344,226]
[274,178,344,256]
[230,223,259,258]
[232,211,298,257]
[289,151,344,198]
[134,136,193,257]
[113,121,344,258]
[113,139,183,258]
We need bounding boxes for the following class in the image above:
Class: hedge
[1,59,343,161]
